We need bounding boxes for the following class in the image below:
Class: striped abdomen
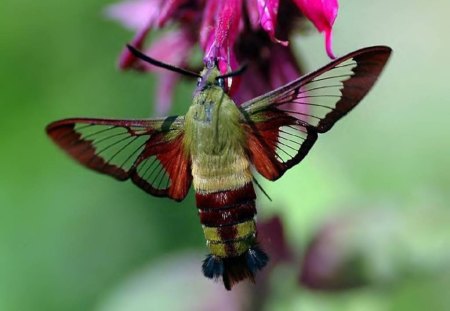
[197,182,257,258]
[192,154,268,289]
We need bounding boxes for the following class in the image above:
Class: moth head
[197,63,223,91]
[197,61,248,92]
[126,44,246,93]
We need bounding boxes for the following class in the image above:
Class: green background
[1,0,449,310]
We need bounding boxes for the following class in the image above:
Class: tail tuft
[202,254,224,279]
[202,247,269,290]
[222,255,255,290]
[246,246,269,273]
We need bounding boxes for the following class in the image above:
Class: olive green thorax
[183,65,246,157]
[183,65,251,193]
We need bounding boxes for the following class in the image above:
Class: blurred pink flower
[105,0,339,113]
[292,0,339,59]
[106,0,197,115]
[258,216,294,266]
[299,206,450,291]
[257,0,288,46]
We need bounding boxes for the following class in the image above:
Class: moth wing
[46,116,191,201]
[241,46,392,180]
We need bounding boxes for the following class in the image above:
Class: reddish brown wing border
[242,46,392,133]
[46,117,192,201]
[315,46,392,132]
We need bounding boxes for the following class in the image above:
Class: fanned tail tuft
[202,254,224,279]
[202,247,269,290]
[222,255,255,290]
[246,246,269,273]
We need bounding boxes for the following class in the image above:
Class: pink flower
[257,0,288,46]
[202,0,242,74]
[105,0,339,112]
[201,0,338,70]
[299,206,450,291]
[106,0,197,115]
[292,0,339,59]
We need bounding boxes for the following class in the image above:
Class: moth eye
[216,77,225,88]
[197,77,202,86]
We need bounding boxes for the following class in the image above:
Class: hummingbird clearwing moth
[47,45,392,290]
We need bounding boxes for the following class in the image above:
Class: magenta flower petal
[245,0,261,30]
[203,0,242,73]
[257,0,288,46]
[215,0,242,48]
[199,0,218,52]
[292,0,339,58]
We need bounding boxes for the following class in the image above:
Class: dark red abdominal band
[197,183,270,290]
[196,183,257,253]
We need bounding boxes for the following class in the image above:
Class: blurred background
[1,0,449,310]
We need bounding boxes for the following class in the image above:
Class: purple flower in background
[292,0,338,59]
[299,206,450,291]
[106,0,198,115]
[201,0,338,69]
[258,216,294,266]
[106,0,339,113]
[299,219,367,290]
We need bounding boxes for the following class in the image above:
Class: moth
[46,45,391,290]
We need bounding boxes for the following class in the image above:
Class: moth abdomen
[197,183,257,257]
[196,183,268,289]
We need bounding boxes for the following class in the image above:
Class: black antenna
[216,64,248,80]
[126,45,201,78]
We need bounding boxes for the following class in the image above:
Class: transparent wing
[242,46,392,180]
[46,116,191,201]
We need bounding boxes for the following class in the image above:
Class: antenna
[216,64,248,80]
[126,45,201,78]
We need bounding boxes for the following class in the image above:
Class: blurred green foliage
[0,0,449,310]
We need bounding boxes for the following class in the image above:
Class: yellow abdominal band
[203,220,256,257]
